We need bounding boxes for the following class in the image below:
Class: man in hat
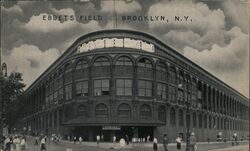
[163,134,168,151]
[189,132,196,151]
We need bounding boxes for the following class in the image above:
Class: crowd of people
[1,133,62,151]
[2,135,26,151]
[2,131,245,151]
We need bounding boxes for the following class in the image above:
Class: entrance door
[138,126,154,141]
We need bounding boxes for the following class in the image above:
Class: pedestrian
[176,135,182,150]
[67,135,70,142]
[101,134,104,142]
[20,137,26,151]
[142,137,145,146]
[163,134,168,151]
[190,132,197,151]
[73,136,77,144]
[113,135,116,144]
[34,136,39,146]
[40,136,46,151]
[153,137,158,151]
[119,138,125,148]
[12,136,18,151]
[147,135,150,142]
[125,134,129,145]
[96,135,100,146]
[4,137,11,151]
[79,136,83,144]
[15,136,21,151]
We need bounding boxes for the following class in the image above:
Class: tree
[1,72,26,132]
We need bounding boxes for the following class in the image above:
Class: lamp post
[225,119,228,142]
[178,82,190,151]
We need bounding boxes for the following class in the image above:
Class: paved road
[23,136,249,151]
[208,144,249,151]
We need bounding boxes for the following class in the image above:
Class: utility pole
[186,82,190,151]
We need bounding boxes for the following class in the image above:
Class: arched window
[117,103,131,118]
[193,112,197,128]
[78,105,87,116]
[199,114,202,128]
[158,106,166,122]
[115,56,133,77]
[170,108,176,126]
[138,58,152,68]
[93,57,110,67]
[75,59,88,80]
[116,56,133,66]
[178,109,184,127]
[138,58,153,79]
[92,56,110,77]
[156,62,167,81]
[140,104,151,118]
[95,104,108,117]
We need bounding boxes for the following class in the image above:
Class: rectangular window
[58,88,63,102]
[191,94,197,107]
[168,86,176,102]
[157,83,167,99]
[177,89,184,103]
[116,79,132,96]
[58,75,63,88]
[138,80,152,97]
[45,96,49,108]
[49,81,54,94]
[94,79,110,96]
[49,94,53,105]
[54,91,58,105]
[65,84,72,100]
[169,70,176,84]
[76,81,88,96]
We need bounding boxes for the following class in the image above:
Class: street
[22,136,249,151]
[208,144,249,151]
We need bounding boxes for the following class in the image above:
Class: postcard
[1,0,249,151]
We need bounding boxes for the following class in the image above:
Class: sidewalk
[62,139,249,150]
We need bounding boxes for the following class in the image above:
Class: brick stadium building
[20,30,249,142]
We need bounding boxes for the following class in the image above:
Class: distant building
[20,30,249,142]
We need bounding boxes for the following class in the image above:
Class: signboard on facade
[78,38,155,53]
[102,126,121,130]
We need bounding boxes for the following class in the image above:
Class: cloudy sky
[1,0,249,98]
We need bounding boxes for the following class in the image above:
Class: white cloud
[221,0,248,33]
[3,45,61,88]
[183,27,249,97]
[24,13,76,32]
[183,27,248,69]
[101,0,141,14]
[148,1,225,34]
[1,5,23,14]
[163,29,228,52]
[52,8,75,15]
